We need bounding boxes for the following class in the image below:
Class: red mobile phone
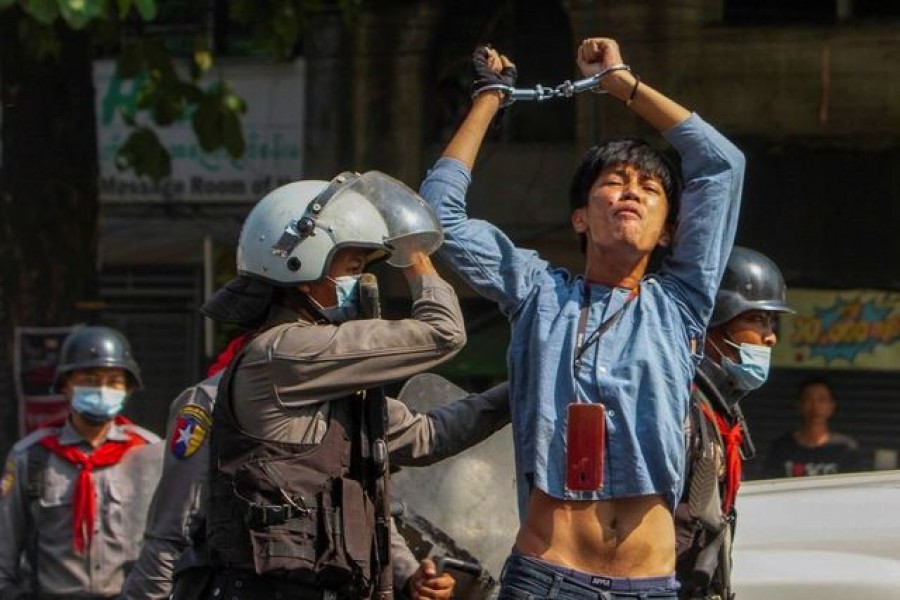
[566,403,606,491]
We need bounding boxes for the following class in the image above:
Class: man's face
[572,163,671,257]
[799,383,836,423]
[63,367,130,399]
[300,247,368,309]
[709,309,778,362]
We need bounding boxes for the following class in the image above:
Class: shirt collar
[58,417,130,446]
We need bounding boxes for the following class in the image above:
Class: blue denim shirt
[420,114,744,516]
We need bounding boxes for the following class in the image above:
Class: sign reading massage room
[95,59,305,203]
[773,289,900,371]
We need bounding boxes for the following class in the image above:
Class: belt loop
[547,573,563,598]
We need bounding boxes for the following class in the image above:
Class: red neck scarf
[207,332,251,376]
[699,402,743,514]
[38,416,146,553]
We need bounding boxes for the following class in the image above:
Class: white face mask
[71,386,128,423]
[721,339,772,391]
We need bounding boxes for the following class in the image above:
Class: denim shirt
[420,114,744,516]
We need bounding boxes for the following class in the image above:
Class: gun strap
[365,387,393,599]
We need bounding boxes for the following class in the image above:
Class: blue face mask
[316,275,361,323]
[71,386,129,423]
[721,340,771,391]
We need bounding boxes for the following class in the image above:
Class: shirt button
[598,366,607,374]
[234,580,243,589]
[608,409,616,418]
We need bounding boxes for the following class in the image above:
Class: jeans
[498,554,679,600]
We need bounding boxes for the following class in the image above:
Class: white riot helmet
[238,171,443,285]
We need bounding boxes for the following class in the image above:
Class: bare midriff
[514,488,676,577]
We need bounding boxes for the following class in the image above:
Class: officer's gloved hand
[471,45,518,106]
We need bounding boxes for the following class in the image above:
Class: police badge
[170,404,212,459]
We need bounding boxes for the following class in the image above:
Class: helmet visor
[325,171,443,268]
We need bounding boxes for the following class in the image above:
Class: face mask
[721,340,772,391]
[71,386,128,423]
[315,275,361,323]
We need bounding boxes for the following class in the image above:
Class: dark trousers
[203,570,349,600]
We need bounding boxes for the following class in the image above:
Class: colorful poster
[773,289,900,371]
[14,326,80,435]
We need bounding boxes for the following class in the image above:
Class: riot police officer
[123,365,505,600]
[0,325,162,599]
[675,247,794,599]
[198,171,503,600]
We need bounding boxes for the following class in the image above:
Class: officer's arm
[0,451,30,597]
[269,274,466,407]
[386,382,510,466]
[121,384,215,600]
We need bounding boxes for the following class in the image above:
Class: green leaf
[116,127,171,180]
[178,80,203,104]
[118,107,136,127]
[132,0,155,20]
[142,40,174,77]
[221,111,245,158]
[57,0,106,29]
[223,93,246,114]
[0,0,17,11]
[191,92,223,152]
[116,0,130,15]
[135,78,157,110]
[152,92,184,126]
[24,0,60,25]
[116,41,143,78]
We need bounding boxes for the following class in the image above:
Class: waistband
[510,552,678,593]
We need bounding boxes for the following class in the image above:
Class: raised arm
[442,48,513,169]
[576,37,691,132]
[580,37,744,326]
[420,47,549,315]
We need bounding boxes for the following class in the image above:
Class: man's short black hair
[799,376,834,398]
[568,137,682,221]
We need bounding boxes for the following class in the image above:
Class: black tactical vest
[675,376,735,600]
[206,351,378,596]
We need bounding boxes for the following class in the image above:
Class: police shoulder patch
[0,458,16,497]
[169,404,212,459]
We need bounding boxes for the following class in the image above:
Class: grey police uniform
[0,419,161,599]
[121,375,221,600]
